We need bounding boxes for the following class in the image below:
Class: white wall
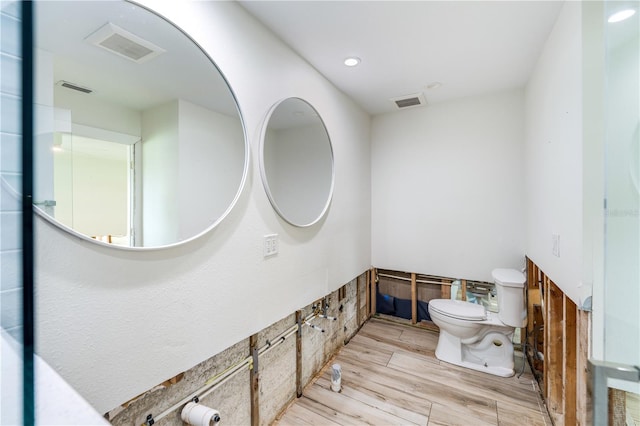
[142,101,180,246]
[35,0,371,414]
[177,99,245,240]
[371,89,525,283]
[142,99,246,245]
[524,1,585,305]
[53,85,141,138]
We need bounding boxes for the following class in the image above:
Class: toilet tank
[492,268,527,328]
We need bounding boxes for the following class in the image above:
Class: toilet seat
[429,299,486,321]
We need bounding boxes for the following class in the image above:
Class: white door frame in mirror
[259,97,335,227]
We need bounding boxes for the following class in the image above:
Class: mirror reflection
[33,0,247,248]
[260,98,334,227]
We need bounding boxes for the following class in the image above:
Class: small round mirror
[260,98,334,227]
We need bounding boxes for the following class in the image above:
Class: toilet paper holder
[181,398,221,426]
[144,414,155,426]
[144,397,221,426]
[189,397,221,422]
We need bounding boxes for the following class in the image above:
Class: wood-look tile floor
[275,318,552,425]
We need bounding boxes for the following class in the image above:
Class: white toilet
[428,268,526,377]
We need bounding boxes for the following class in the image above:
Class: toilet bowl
[428,268,526,377]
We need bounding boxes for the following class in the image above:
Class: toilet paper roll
[181,402,221,426]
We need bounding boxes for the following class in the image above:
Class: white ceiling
[238,1,565,116]
[35,1,238,116]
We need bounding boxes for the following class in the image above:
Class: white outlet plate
[264,234,278,257]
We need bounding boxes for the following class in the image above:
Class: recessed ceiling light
[344,57,360,67]
[608,9,636,23]
[426,82,442,90]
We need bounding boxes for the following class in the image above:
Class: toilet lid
[429,299,486,321]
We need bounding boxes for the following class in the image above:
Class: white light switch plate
[264,234,278,257]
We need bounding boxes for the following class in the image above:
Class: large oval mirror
[260,98,334,227]
[31,0,248,249]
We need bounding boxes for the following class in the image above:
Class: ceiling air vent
[58,80,92,94]
[85,23,165,64]
[390,93,426,110]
